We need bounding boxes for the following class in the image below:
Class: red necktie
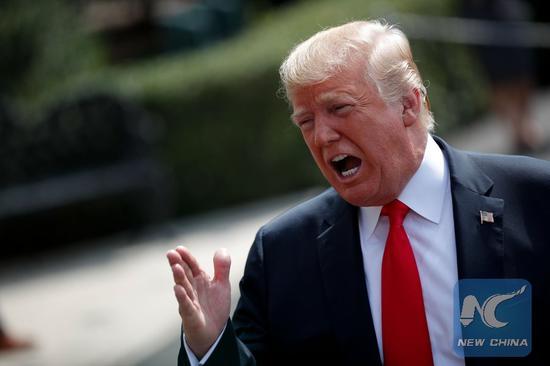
[381,200,433,366]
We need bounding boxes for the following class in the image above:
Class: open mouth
[330,154,362,178]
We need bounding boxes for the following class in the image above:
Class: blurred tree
[0,0,105,101]
[244,0,300,19]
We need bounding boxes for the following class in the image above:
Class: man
[167,20,550,365]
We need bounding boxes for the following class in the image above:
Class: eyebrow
[290,90,357,122]
[316,91,352,103]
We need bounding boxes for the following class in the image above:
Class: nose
[314,116,340,147]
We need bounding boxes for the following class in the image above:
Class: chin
[335,184,395,207]
[334,186,371,207]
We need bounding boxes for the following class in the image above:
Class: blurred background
[1,0,549,365]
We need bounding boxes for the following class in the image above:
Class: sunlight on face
[290,61,426,207]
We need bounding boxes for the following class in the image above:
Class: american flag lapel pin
[480,210,494,224]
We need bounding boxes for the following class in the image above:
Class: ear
[401,88,421,127]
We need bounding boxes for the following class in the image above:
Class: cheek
[302,134,315,155]
[302,138,325,167]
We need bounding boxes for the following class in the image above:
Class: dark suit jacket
[180,137,550,365]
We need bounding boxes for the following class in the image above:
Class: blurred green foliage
[0,0,104,106]
[5,0,487,216]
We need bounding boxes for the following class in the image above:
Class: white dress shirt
[358,135,464,366]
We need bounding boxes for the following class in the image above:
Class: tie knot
[381,199,410,225]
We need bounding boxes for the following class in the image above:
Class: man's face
[289,61,426,207]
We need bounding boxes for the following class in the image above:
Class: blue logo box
[454,279,531,357]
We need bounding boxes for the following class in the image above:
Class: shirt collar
[359,135,448,239]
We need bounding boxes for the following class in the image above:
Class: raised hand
[167,246,231,358]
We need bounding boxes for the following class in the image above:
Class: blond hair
[279,20,434,131]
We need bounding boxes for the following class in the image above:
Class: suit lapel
[316,192,382,365]
[449,185,504,279]
[435,136,504,280]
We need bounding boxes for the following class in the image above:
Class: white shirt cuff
[184,323,227,366]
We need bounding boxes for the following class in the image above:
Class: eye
[332,104,353,115]
[297,118,313,129]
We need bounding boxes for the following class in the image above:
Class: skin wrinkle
[290,57,427,207]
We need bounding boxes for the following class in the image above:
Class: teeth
[332,154,348,163]
[342,167,359,177]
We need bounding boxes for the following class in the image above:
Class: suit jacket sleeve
[178,228,269,366]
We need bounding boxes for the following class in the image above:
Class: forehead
[291,58,374,96]
[289,70,375,115]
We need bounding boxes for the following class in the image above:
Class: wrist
[184,325,223,359]
[184,322,227,360]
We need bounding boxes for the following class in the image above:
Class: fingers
[167,250,185,284]
[175,246,202,277]
[166,246,202,278]
[173,284,196,316]
[166,249,183,267]
[213,248,231,283]
[172,263,196,302]
[166,245,229,283]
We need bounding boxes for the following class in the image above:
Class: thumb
[213,248,231,283]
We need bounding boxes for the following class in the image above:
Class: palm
[184,269,230,336]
